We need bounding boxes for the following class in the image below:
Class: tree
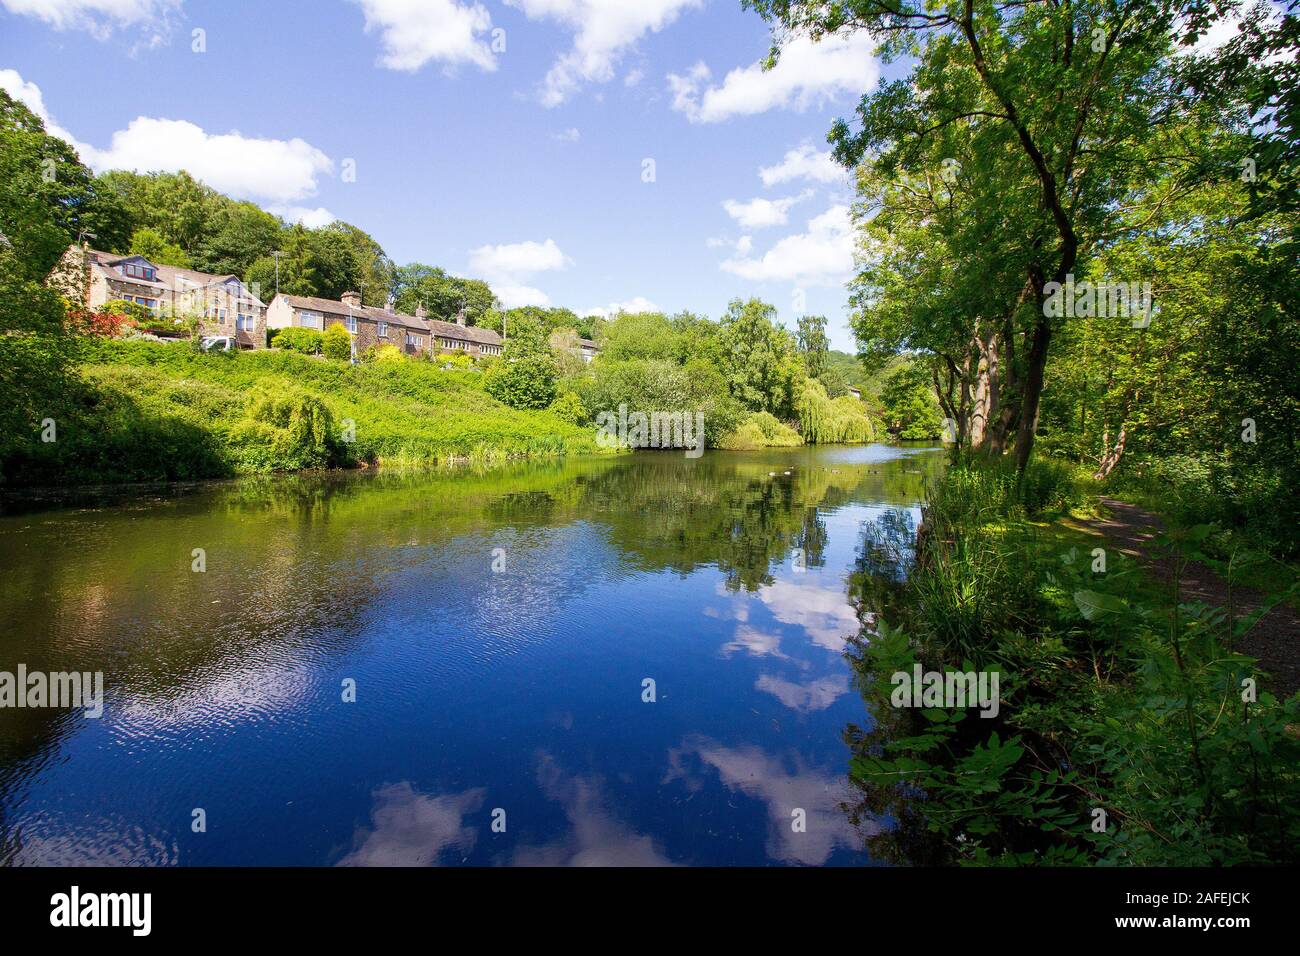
[796,313,830,377]
[392,263,495,322]
[0,90,124,287]
[747,0,1234,470]
[717,298,800,418]
[129,227,192,267]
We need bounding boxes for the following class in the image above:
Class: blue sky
[1,0,887,350]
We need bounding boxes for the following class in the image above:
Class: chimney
[456,307,466,327]
[415,304,427,320]
[341,290,361,307]
[384,294,395,314]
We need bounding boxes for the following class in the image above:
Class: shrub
[321,323,353,361]
[272,327,323,354]
[227,388,344,471]
[437,351,474,370]
[361,343,405,364]
[485,355,558,409]
[796,379,876,443]
[717,411,804,449]
[548,390,586,425]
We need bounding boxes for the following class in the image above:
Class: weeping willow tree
[797,380,876,444]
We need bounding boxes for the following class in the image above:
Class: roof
[86,249,263,304]
[426,318,502,346]
[278,295,502,345]
[277,293,431,333]
[577,338,600,349]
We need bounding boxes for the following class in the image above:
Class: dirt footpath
[1081,498,1300,699]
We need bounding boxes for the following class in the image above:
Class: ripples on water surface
[0,444,943,865]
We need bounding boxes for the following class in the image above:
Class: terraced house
[54,244,268,348]
[266,292,504,358]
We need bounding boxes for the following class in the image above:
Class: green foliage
[321,323,352,361]
[796,313,830,377]
[578,358,745,448]
[547,390,586,425]
[846,457,1300,865]
[717,298,800,418]
[228,388,343,472]
[484,355,558,410]
[128,226,191,267]
[879,363,943,440]
[796,379,876,444]
[0,340,599,485]
[392,263,495,325]
[271,327,323,355]
[716,411,804,449]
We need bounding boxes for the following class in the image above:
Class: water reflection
[0,445,943,865]
[664,735,870,866]
[339,783,487,867]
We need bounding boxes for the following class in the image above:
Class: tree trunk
[1093,423,1128,479]
[1014,317,1052,473]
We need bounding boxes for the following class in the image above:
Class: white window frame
[299,310,324,330]
[377,321,389,338]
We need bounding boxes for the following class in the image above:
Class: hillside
[3,340,601,486]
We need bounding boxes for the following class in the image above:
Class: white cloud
[0,69,92,155]
[722,192,810,229]
[721,204,855,287]
[268,205,337,228]
[755,577,860,651]
[3,71,334,211]
[0,0,180,42]
[580,295,659,319]
[470,238,570,277]
[351,0,497,73]
[85,117,334,204]
[495,284,552,308]
[706,235,753,255]
[623,67,644,87]
[552,126,581,142]
[505,0,701,106]
[759,143,846,187]
[669,31,877,123]
[469,238,571,308]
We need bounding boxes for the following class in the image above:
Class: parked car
[200,335,234,352]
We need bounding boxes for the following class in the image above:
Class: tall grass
[2,339,602,486]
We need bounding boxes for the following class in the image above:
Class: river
[0,443,943,865]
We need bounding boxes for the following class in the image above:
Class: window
[237,314,254,331]
[345,315,357,333]
[406,333,422,347]
[219,308,227,322]
[121,262,157,282]
[299,310,324,330]
[377,321,389,338]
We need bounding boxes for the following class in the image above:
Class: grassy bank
[1,338,603,486]
[847,455,1300,865]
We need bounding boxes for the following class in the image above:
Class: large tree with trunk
[744,0,1242,469]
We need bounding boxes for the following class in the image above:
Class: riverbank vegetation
[847,458,1300,865]
[1,339,599,485]
[734,1,1300,864]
